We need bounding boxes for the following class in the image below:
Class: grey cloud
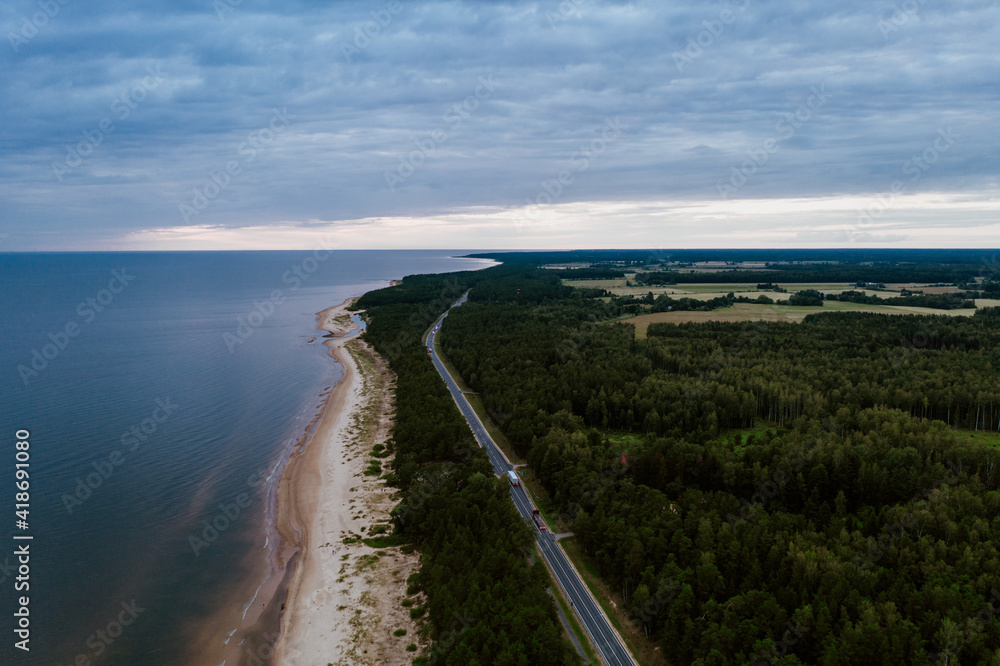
[0,0,997,248]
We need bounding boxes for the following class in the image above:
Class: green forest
[353,270,580,666]
[428,265,1000,665]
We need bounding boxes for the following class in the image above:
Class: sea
[0,250,494,666]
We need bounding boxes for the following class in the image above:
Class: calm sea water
[0,251,492,665]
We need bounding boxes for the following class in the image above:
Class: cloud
[100,191,997,251]
[0,0,998,249]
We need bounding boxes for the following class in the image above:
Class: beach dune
[273,299,422,665]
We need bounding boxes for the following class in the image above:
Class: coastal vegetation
[354,270,579,665]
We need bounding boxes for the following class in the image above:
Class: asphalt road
[424,295,637,666]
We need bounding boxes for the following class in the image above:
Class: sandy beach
[273,299,424,665]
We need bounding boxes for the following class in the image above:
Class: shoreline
[273,298,423,665]
[187,301,357,666]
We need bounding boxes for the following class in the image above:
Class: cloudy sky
[1,0,997,250]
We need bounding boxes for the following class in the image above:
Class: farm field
[621,301,977,338]
[890,284,963,294]
[564,278,921,301]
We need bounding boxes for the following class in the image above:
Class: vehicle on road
[425,293,636,666]
[507,470,520,486]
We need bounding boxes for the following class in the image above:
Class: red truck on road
[532,509,547,531]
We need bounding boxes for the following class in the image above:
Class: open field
[954,430,1000,448]
[565,279,910,301]
[896,284,963,294]
[622,301,977,338]
[665,282,863,293]
[881,283,986,294]
[561,277,629,289]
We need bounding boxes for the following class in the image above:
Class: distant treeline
[615,293,737,314]
[546,267,626,279]
[467,248,999,267]
[353,266,577,665]
[963,280,1000,299]
[613,288,976,315]
[636,265,981,286]
[831,290,975,310]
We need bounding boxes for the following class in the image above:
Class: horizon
[1,247,997,253]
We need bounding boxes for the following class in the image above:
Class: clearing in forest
[623,301,976,338]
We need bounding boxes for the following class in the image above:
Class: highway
[423,294,637,666]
